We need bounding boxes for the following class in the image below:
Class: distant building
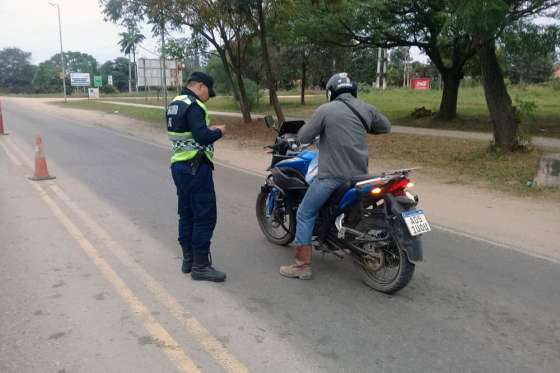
[555,66,560,79]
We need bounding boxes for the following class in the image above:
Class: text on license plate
[402,210,431,236]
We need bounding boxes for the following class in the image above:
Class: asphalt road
[1,100,559,373]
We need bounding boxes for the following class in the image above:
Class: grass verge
[103,84,560,138]
[50,99,560,199]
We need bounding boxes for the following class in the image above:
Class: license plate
[402,210,431,236]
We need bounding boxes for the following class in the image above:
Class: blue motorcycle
[256,117,430,293]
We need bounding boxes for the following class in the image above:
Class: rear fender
[384,194,424,262]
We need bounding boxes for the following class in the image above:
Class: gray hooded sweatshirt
[297,93,391,180]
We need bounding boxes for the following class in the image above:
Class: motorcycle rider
[280,72,391,280]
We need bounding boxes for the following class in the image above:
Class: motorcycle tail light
[371,187,383,195]
[387,178,410,194]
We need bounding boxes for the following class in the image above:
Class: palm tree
[118,27,145,92]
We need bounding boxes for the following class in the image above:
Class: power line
[137,44,160,57]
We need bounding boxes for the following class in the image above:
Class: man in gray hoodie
[280,72,391,280]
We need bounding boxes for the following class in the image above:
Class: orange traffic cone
[29,135,56,181]
[0,101,8,135]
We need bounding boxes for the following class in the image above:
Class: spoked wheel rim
[258,192,292,241]
[354,242,402,286]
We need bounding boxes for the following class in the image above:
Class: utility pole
[49,2,67,103]
[375,48,382,89]
[382,49,388,90]
[160,19,168,108]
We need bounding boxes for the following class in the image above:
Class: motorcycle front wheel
[256,190,295,246]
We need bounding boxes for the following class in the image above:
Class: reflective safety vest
[167,94,214,164]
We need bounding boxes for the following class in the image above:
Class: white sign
[70,72,91,87]
[108,75,113,86]
[88,88,99,99]
[137,58,183,88]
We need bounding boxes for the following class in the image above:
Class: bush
[242,78,262,110]
[100,85,119,94]
[513,96,537,148]
[552,78,560,91]
[358,82,372,94]
[411,106,433,119]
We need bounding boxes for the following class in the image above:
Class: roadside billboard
[70,73,91,87]
[93,75,102,87]
[137,58,183,88]
[411,78,431,90]
[88,88,99,99]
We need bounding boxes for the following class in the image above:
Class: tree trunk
[478,40,517,150]
[128,53,132,93]
[218,28,252,123]
[300,50,306,105]
[436,71,461,121]
[132,45,138,93]
[233,68,252,123]
[257,1,285,123]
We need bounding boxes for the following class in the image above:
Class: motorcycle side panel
[275,150,316,178]
[338,188,360,210]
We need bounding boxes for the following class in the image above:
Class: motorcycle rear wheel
[256,190,295,246]
[352,219,415,294]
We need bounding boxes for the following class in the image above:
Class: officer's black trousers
[171,161,217,256]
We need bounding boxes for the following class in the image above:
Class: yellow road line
[0,138,201,373]
[50,183,249,373]
[0,139,23,166]
[4,134,249,373]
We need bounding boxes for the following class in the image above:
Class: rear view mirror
[264,115,275,129]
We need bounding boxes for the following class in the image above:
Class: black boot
[181,245,193,274]
[191,253,226,282]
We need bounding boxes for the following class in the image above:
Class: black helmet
[325,72,357,101]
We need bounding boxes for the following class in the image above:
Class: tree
[230,0,287,122]
[501,21,559,84]
[456,0,560,150]
[101,0,257,122]
[0,48,36,93]
[164,34,210,74]
[33,51,98,93]
[118,25,146,92]
[100,57,131,91]
[300,0,478,120]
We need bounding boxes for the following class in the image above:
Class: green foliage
[32,51,99,93]
[32,60,63,93]
[514,96,538,146]
[99,58,130,92]
[205,55,233,94]
[501,21,559,84]
[0,47,36,93]
[358,82,371,94]
[552,78,560,91]
[100,84,119,94]
[242,78,262,110]
[118,26,145,56]
[164,34,209,72]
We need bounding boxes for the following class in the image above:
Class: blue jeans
[294,177,343,246]
[171,161,217,255]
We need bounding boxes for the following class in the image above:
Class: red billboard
[411,78,431,90]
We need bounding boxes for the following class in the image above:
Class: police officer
[167,72,226,282]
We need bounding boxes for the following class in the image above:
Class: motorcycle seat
[328,175,379,205]
[350,174,378,183]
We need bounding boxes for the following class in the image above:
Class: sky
[0,0,431,66]
[2,1,556,68]
[0,0,163,64]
